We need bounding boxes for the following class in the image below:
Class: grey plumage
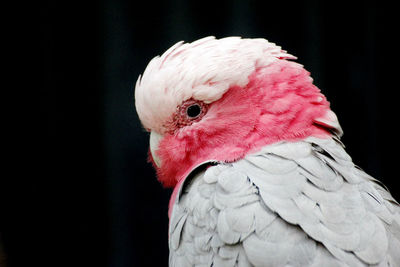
[169,137,400,266]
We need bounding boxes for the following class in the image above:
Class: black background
[2,1,399,266]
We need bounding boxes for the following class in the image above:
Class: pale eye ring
[186,103,202,119]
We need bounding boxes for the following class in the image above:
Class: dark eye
[186,104,202,118]
[171,99,208,131]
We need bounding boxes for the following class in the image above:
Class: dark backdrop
[3,1,399,266]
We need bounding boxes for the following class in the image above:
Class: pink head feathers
[135,36,341,189]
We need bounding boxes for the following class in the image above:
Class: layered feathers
[169,138,400,266]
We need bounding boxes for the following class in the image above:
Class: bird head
[135,36,342,188]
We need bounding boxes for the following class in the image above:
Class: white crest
[135,36,296,133]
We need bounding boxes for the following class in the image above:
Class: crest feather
[135,36,296,133]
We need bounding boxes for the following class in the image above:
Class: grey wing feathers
[169,137,400,267]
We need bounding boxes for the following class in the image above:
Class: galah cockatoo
[135,36,400,266]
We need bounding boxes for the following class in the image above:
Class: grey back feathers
[169,137,400,267]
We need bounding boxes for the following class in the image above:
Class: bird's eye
[186,103,202,119]
[170,99,208,131]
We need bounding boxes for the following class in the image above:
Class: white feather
[169,137,400,266]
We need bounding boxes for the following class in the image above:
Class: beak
[149,131,163,168]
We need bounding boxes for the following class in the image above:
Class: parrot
[134,36,400,266]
